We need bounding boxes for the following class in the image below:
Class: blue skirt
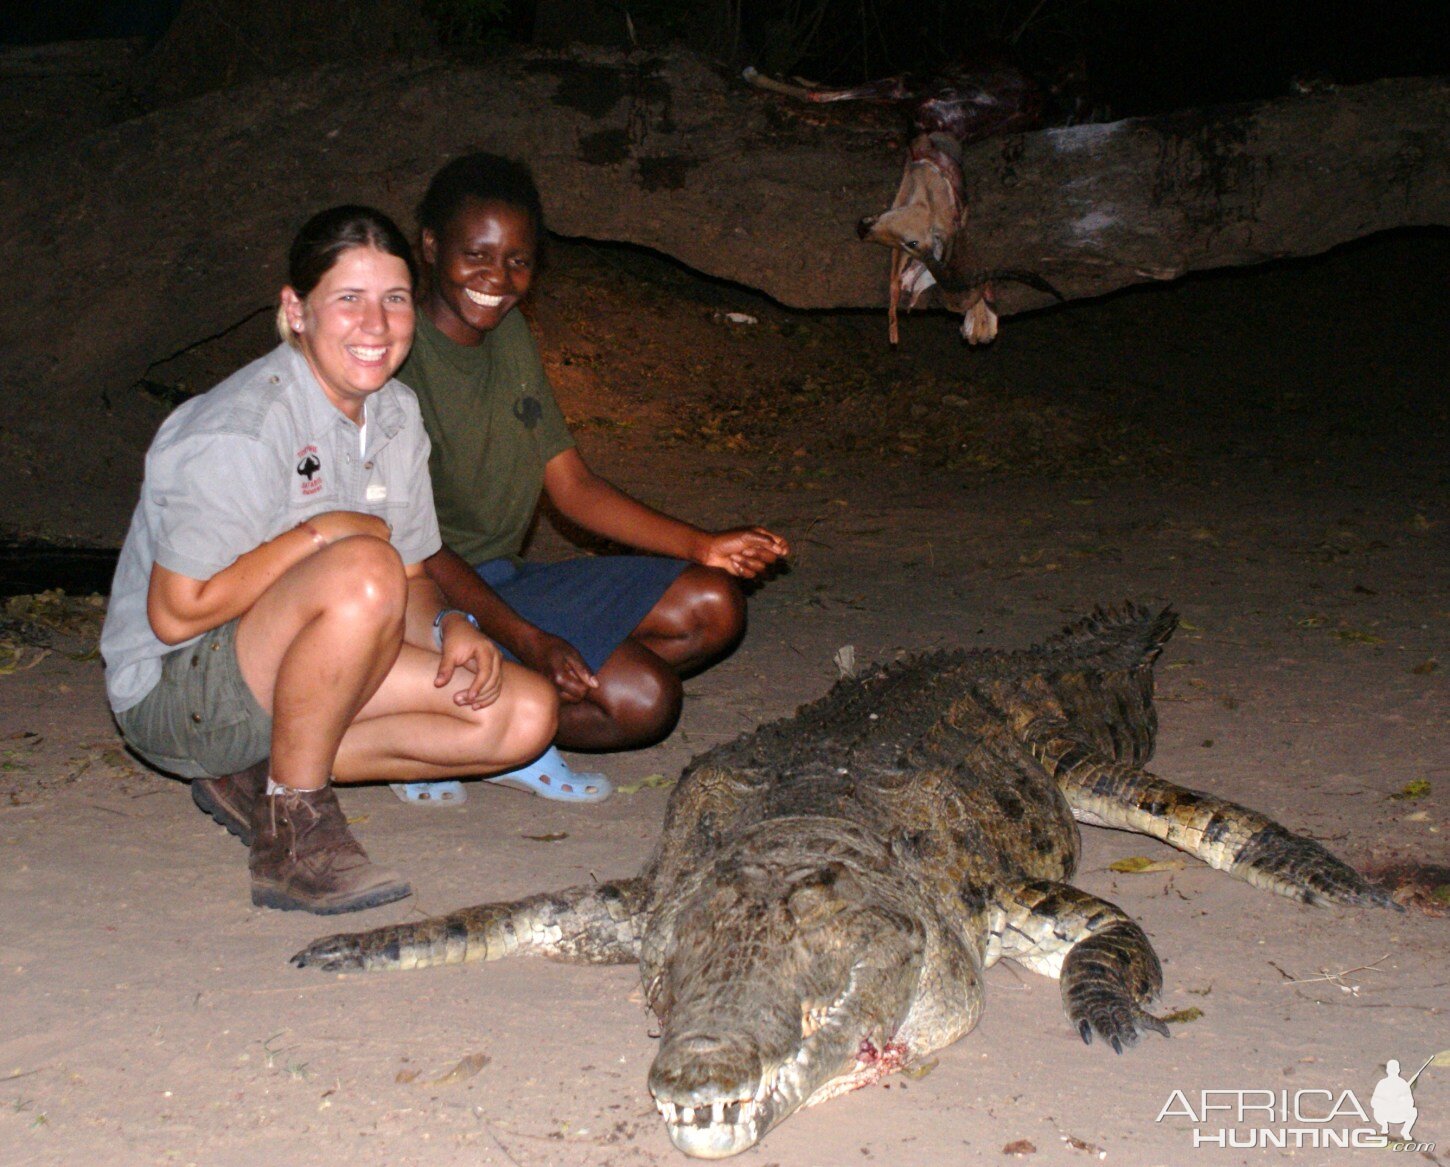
[476,555,690,672]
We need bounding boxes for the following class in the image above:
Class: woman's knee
[322,536,408,624]
[493,664,558,760]
[680,566,746,653]
[595,649,683,741]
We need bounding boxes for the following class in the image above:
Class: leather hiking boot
[192,760,269,846]
[248,784,411,915]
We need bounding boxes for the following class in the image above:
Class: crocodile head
[644,845,935,1158]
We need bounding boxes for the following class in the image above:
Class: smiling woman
[396,153,790,809]
[98,204,558,916]
[421,198,535,343]
[280,247,416,421]
[277,206,419,419]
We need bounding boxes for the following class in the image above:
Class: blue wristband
[432,608,480,650]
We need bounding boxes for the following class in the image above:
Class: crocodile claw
[1072,996,1170,1053]
[291,931,370,971]
[1061,921,1170,1053]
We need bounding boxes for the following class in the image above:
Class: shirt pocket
[360,452,411,519]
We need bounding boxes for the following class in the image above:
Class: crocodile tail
[1026,743,1397,909]
[290,877,651,973]
[1040,602,1178,672]
[1042,604,1177,766]
[982,605,1174,768]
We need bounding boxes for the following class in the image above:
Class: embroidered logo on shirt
[513,396,543,430]
[296,445,323,497]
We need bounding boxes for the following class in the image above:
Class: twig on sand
[1268,952,1390,996]
[483,1121,525,1167]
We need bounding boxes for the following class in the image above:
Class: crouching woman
[99,205,556,915]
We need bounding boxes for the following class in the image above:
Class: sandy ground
[1,233,1446,1167]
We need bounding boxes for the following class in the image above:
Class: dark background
[8,1,1450,117]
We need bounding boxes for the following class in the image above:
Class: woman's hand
[516,627,599,704]
[304,510,391,545]
[543,450,790,579]
[433,615,505,709]
[147,511,397,646]
[695,527,790,578]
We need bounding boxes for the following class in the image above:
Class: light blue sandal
[390,780,467,806]
[486,745,613,803]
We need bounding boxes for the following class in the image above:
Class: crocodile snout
[650,1032,776,1158]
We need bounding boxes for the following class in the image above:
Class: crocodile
[293,603,1394,1158]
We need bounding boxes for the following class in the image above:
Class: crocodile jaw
[643,825,933,1156]
[648,956,922,1158]
[648,1026,841,1158]
[654,1093,771,1159]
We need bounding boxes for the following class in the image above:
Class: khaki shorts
[116,619,271,779]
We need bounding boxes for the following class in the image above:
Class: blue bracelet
[432,608,480,650]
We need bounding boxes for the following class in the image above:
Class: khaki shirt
[101,343,441,712]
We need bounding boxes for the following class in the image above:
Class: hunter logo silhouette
[513,396,543,430]
[297,453,321,480]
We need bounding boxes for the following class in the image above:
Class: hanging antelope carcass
[744,62,1060,344]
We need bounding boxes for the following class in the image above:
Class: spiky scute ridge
[689,602,1174,782]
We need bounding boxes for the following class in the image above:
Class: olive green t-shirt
[400,309,574,564]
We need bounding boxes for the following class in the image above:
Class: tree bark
[1,47,1445,489]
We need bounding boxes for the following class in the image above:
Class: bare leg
[555,567,744,751]
[631,565,745,672]
[227,535,556,914]
[235,535,408,790]
[335,651,555,782]
[557,640,682,750]
[235,534,555,786]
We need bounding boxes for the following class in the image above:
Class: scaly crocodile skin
[294,603,1394,1159]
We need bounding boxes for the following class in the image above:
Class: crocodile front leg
[989,879,1169,1053]
[291,877,649,972]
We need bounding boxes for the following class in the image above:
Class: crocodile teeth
[656,1097,760,1130]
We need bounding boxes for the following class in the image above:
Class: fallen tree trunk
[951,80,1450,307]
[0,48,1445,533]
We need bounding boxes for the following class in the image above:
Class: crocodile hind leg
[291,877,649,973]
[1025,731,1396,908]
[990,879,1169,1053]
